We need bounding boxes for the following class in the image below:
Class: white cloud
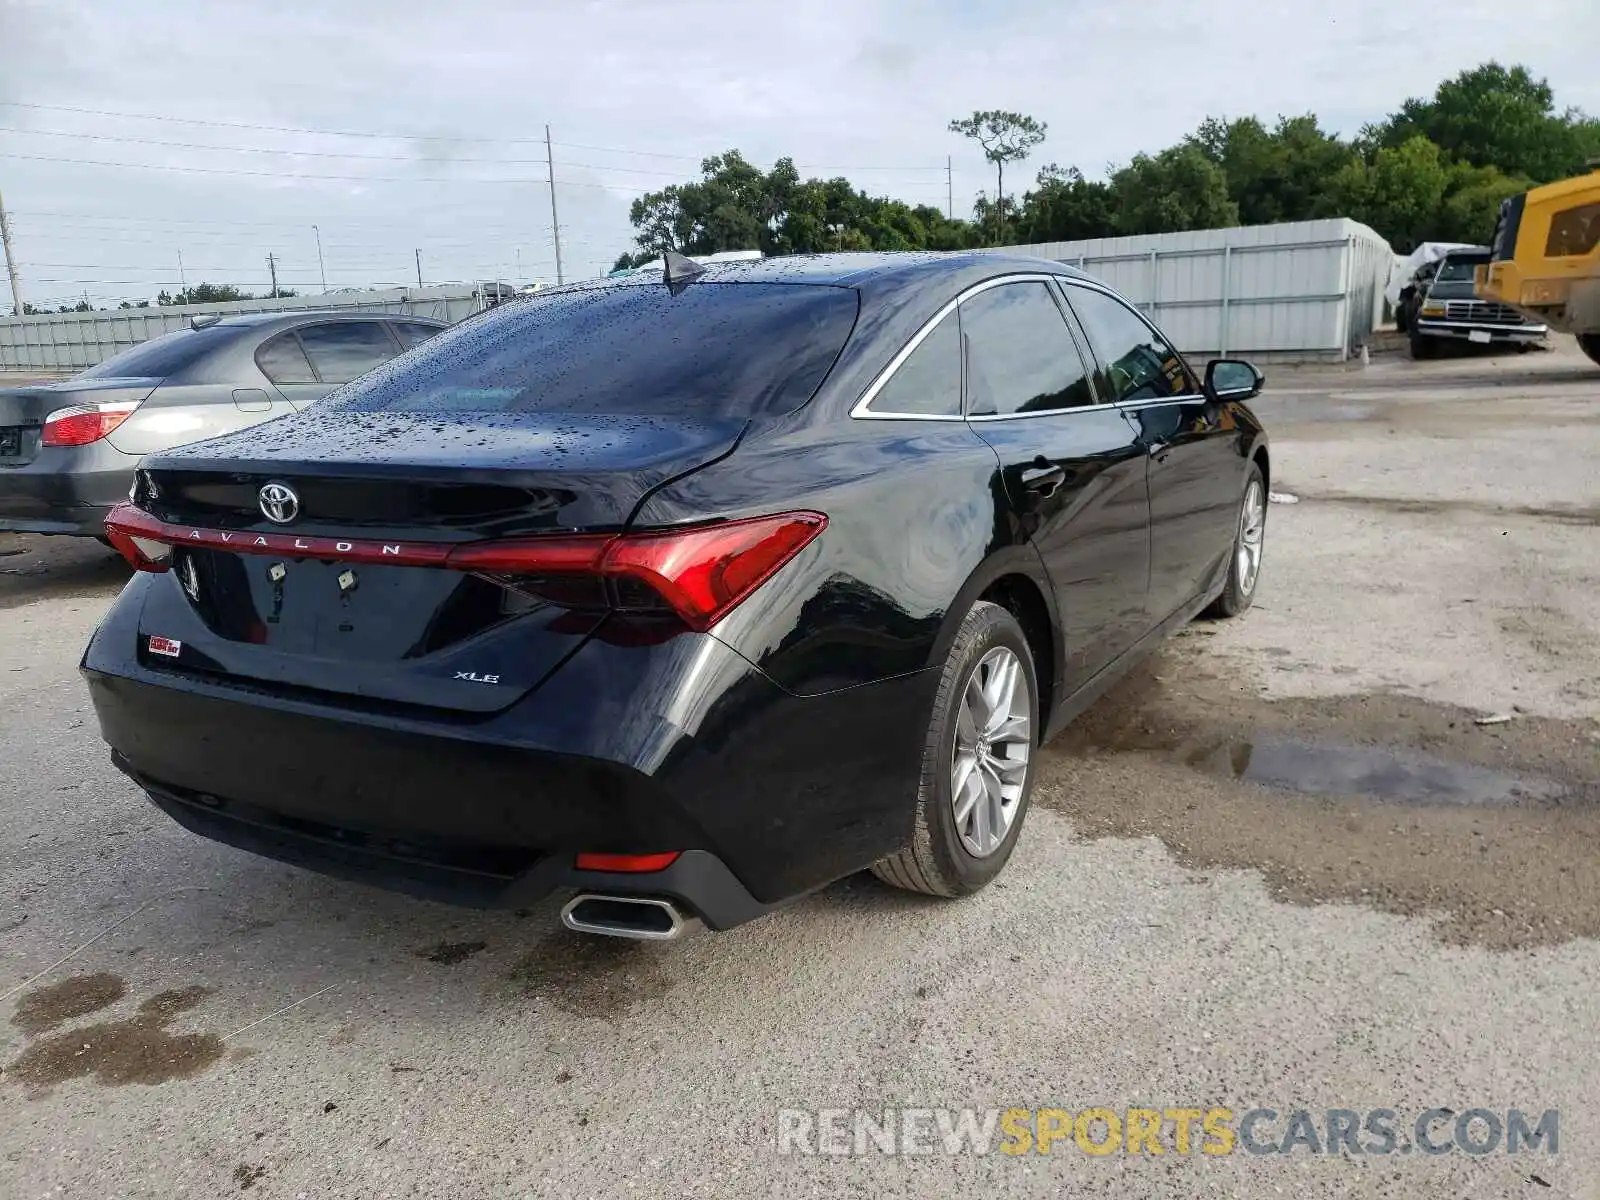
[0,0,1594,307]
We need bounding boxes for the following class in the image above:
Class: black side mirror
[1204,358,1264,402]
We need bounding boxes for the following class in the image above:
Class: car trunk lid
[0,378,160,465]
[118,409,745,713]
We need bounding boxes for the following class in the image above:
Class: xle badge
[148,635,181,657]
[454,671,502,684]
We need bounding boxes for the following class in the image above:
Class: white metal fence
[4,219,1397,372]
[995,218,1394,362]
[0,285,491,373]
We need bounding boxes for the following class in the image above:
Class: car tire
[1408,328,1433,360]
[1579,333,1600,368]
[1203,462,1266,619]
[871,600,1038,899]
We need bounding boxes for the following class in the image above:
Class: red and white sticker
[147,635,182,658]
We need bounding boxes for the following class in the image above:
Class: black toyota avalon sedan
[84,251,1269,939]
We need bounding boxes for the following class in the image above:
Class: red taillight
[103,503,175,572]
[100,503,827,630]
[41,401,141,448]
[574,851,681,873]
[451,511,827,631]
[602,516,824,631]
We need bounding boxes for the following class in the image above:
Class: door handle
[1020,464,1068,498]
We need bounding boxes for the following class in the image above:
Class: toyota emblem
[258,481,300,525]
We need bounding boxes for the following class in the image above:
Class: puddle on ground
[1038,649,1600,950]
[10,972,126,1036]
[5,985,224,1091]
[1187,736,1569,807]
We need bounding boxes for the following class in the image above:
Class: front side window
[865,312,961,417]
[1065,286,1194,403]
[960,281,1096,416]
[297,322,400,385]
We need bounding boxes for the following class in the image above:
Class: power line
[0,104,952,175]
[7,208,554,230]
[0,125,863,180]
[0,100,554,143]
[0,152,656,190]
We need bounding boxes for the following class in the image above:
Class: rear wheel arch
[930,549,1061,730]
[980,574,1055,738]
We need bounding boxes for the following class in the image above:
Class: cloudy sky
[1,0,1594,309]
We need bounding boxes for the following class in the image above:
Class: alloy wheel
[1237,479,1265,596]
[951,646,1031,858]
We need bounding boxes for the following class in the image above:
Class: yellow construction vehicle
[1476,162,1600,365]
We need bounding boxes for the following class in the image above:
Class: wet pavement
[1,343,1599,1197]
[1188,734,1569,807]
[1037,640,1600,951]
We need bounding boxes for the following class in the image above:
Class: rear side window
[297,322,400,384]
[1065,286,1195,403]
[78,324,237,380]
[961,282,1096,416]
[326,282,859,418]
[865,313,961,417]
[393,321,442,350]
[255,332,317,384]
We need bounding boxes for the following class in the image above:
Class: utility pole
[946,156,953,221]
[0,189,24,316]
[415,248,423,288]
[545,124,564,285]
[267,252,279,299]
[515,247,522,282]
[177,249,187,294]
[313,225,327,293]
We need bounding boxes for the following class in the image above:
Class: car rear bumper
[122,759,776,929]
[0,440,138,535]
[82,599,935,927]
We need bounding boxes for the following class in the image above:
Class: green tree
[1329,136,1451,252]
[947,110,1048,243]
[1015,164,1116,243]
[1191,114,1356,225]
[1367,62,1600,183]
[621,152,981,261]
[157,283,265,306]
[1110,145,1239,235]
[1438,161,1532,244]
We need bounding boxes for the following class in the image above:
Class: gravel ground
[1,341,1597,1198]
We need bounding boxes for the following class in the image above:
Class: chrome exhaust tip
[560,893,695,941]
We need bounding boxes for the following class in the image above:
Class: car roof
[594,250,1090,290]
[211,310,446,330]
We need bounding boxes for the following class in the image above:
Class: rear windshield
[78,324,238,380]
[324,282,859,419]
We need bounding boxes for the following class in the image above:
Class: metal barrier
[0,285,490,372]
